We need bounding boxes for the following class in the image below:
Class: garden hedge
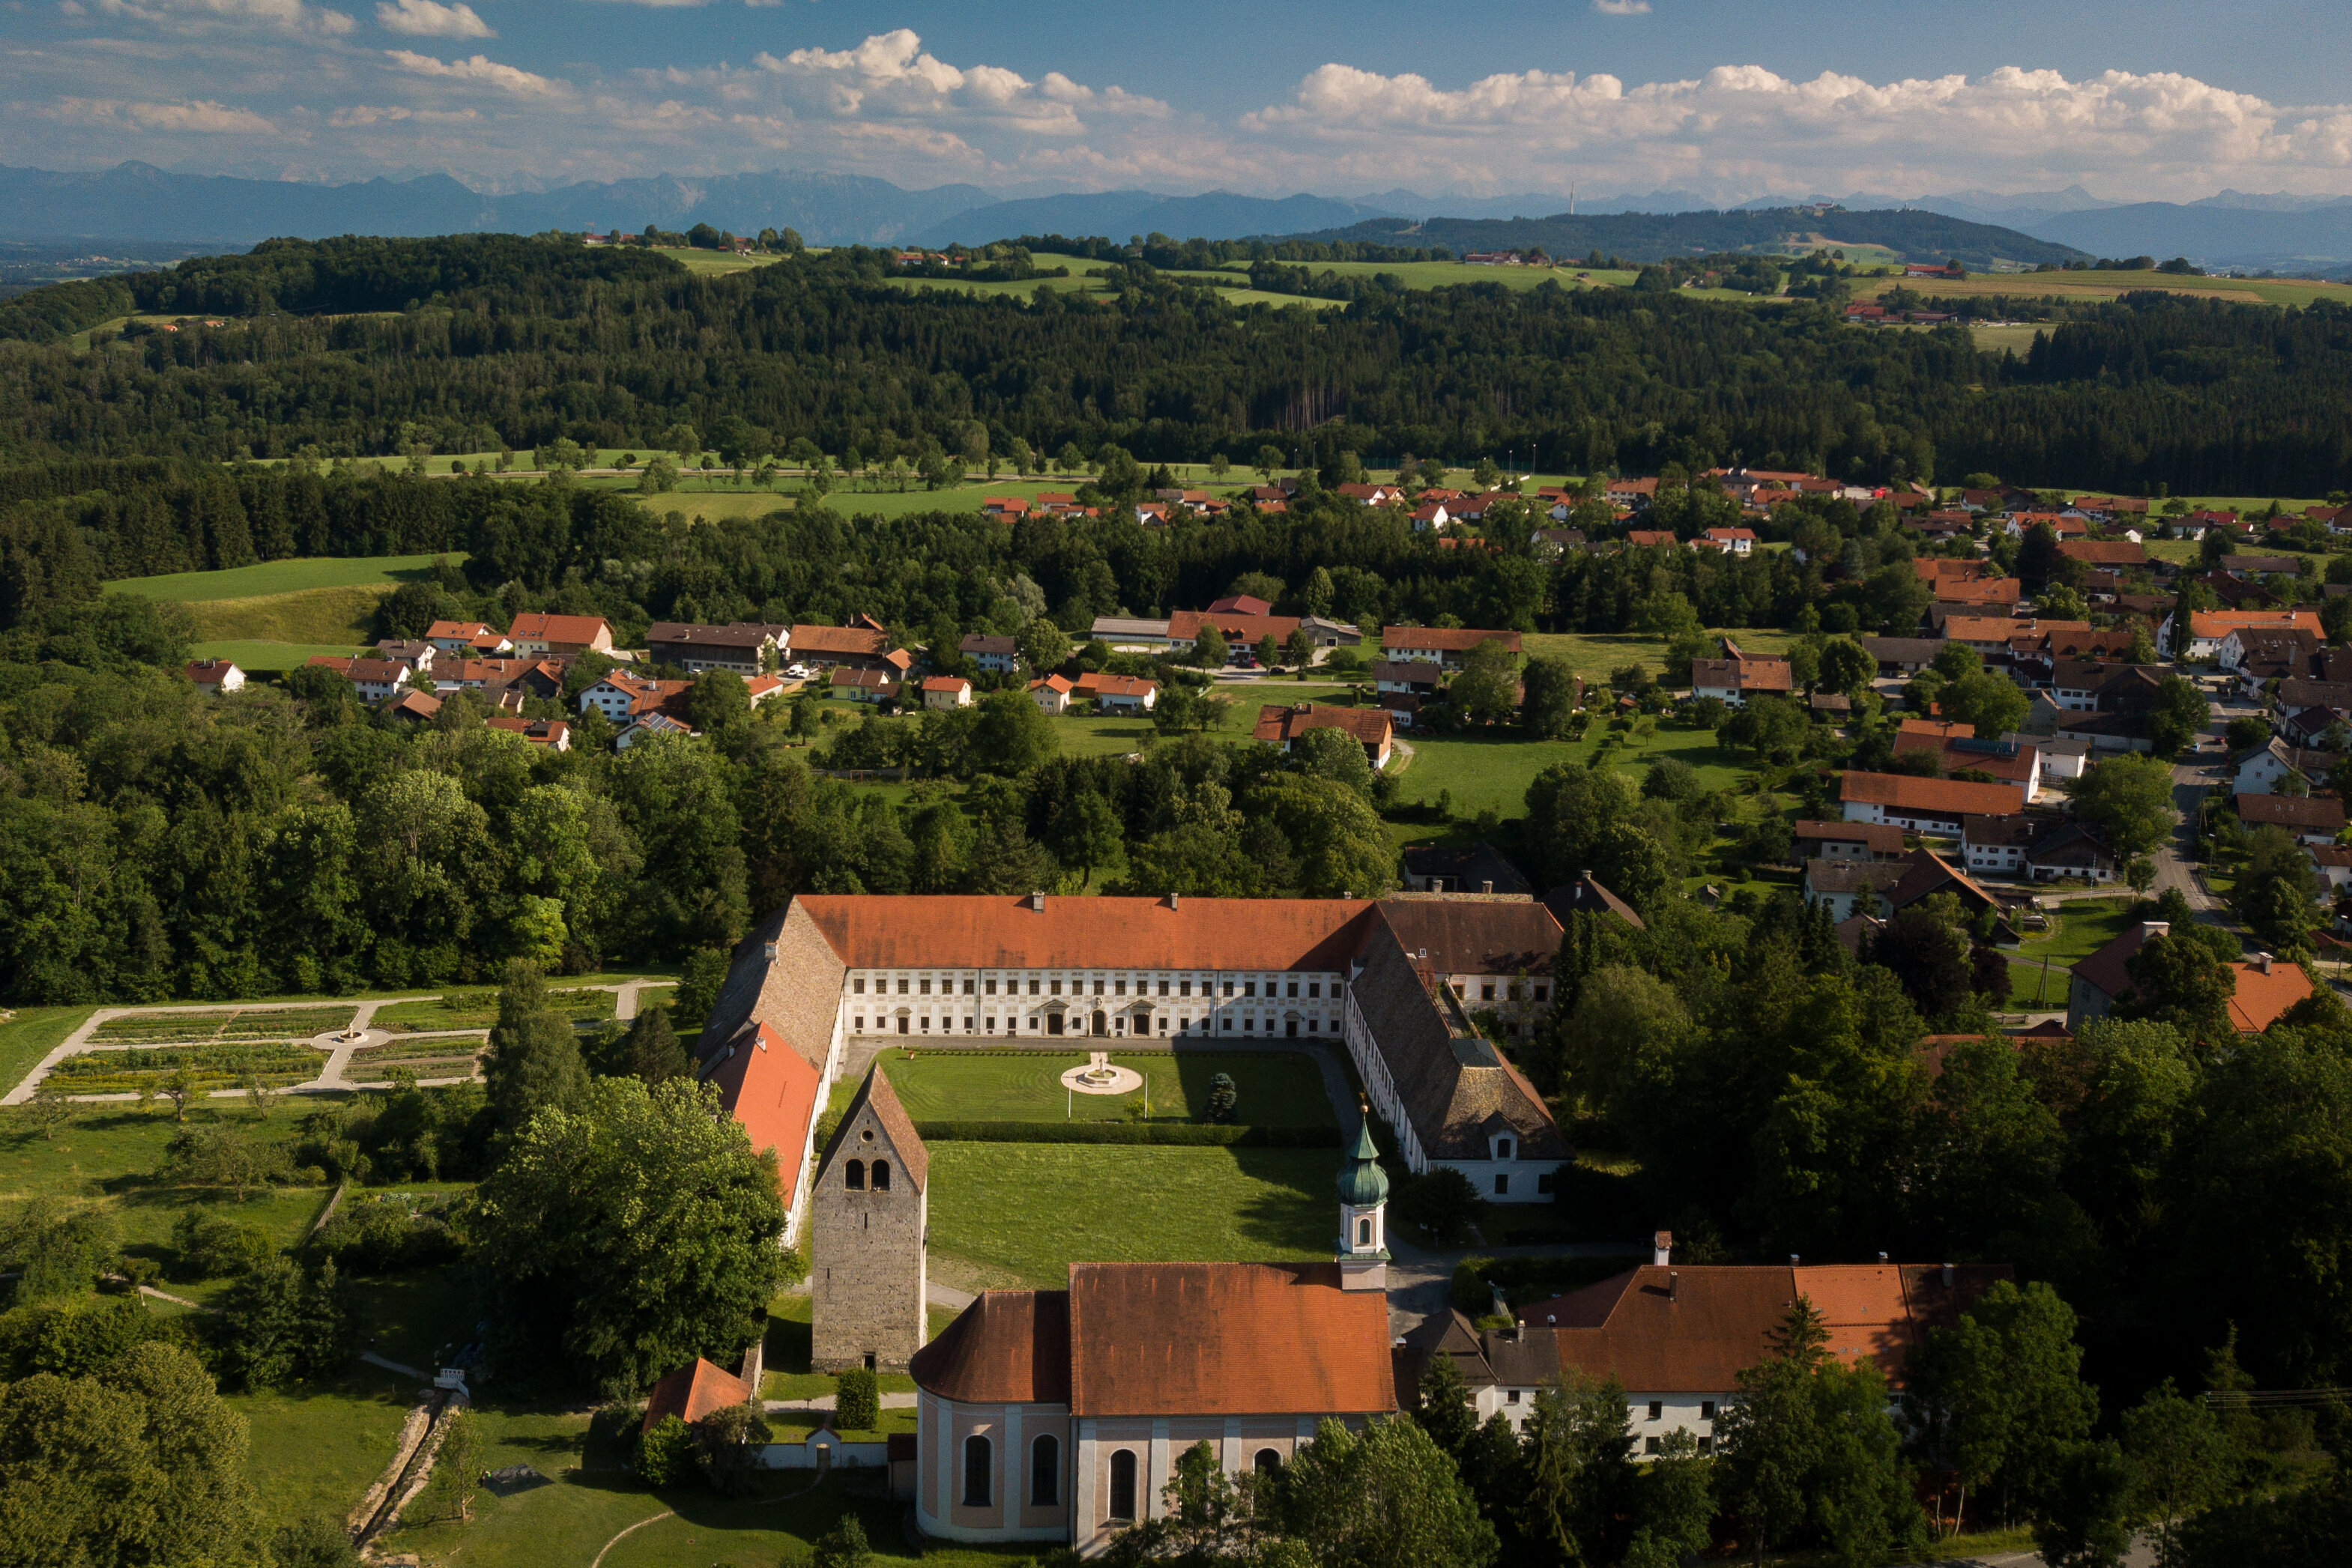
[910,1120,1340,1148]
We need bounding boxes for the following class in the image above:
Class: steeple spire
[1335,1107,1389,1291]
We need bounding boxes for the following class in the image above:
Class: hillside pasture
[1854,269,2352,310]
[103,553,463,603]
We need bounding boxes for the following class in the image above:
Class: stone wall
[810,1100,928,1372]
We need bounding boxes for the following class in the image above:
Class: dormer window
[1496,1137,1514,1161]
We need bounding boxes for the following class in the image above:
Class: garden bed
[373,989,617,1033]
[48,1041,324,1092]
[90,1006,357,1044]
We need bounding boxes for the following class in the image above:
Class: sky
[7,0,2352,202]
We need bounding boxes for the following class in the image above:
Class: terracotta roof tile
[509,612,611,644]
[641,1357,750,1432]
[796,894,1379,973]
[814,1066,928,1194]
[791,625,890,657]
[912,1289,1071,1405]
[1381,627,1523,654]
[1376,897,1562,976]
[1066,1262,1397,1417]
[1839,772,2026,816]
[2237,793,2347,832]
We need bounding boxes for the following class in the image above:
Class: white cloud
[52,95,278,132]
[385,48,563,96]
[1592,0,1651,13]
[375,0,490,39]
[749,29,1166,137]
[1237,62,2352,199]
[91,0,354,32]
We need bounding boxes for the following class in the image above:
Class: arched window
[1107,1448,1137,1520]
[1254,1448,1282,1476]
[963,1434,992,1507]
[1356,1217,1372,1246]
[1030,1433,1060,1507]
[873,1160,891,1192]
[844,1159,865,1190]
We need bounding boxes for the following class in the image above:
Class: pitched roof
[1400,841,1534,897]
[1206,593,1273,617]
[2237,793,2348,832]
[792,624,890,659]
[1253,704,1393,750]
[2058,539,2147,565]
[919,676,971,694]
[641,1357,750,1432]
[2186,610,2322,638]
[959,634,1018,656]
[645,621,786,651]
[1804,859,1880,895]
[1839,771,2026,817]
[794,894,1381,973]
[184,659,241,684]
[1065,1262,1397,1417]
[508,611,611,644]
[910,1289,1071,1405]
[1793,819,1905,853]
[699,1020,823,1205]
[1376,897,1562,977]
[1169,608,1302,644]
[1522,1263,2012,1392]
[1074,673,1157,698]
[1541,874,1647,929]
[814,1065,928,1194]
[1345,923,1570,1162]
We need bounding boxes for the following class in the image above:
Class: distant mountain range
[4,160,2348,275]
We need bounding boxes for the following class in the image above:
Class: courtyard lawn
[829,1049,1334,1127]
[231,1363,422,1531]
[2004,896,2143,1008]
[925,1144,1333,1287]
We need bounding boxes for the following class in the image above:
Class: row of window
[1448,980,1551,1004]
[856,975,1334,1000]
[853,1014,1339,1037]
[958,1435,1281,1517]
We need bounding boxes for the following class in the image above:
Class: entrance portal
[1092,1010,1108,1037]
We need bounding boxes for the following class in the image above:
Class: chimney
[1481,880,1494,895]
[1029,891,1045,912]
[1668,1270,1678,1301]
[2254,951,2274,975]
[1789,1253,1801,1267]
[763,942,777,962]
[1877,1251,1889,1265]
[1652,1230,1672,1266]
[2142,920,2170,940]
[1167,892,1179,909]
[1941,1262,1955,1289]
[1546,1314,1556,1325]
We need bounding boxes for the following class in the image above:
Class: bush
[812,1513,875,1568]
[308,1193,464,1274]
[270,1515,362,1568]
[1393,1167,1485,1246]
[638,1413,696,1488]
[169,1208,276,1282]
[835,1366,880,1432]
[909,1120,1338,1148]
[0,1295,180,1379]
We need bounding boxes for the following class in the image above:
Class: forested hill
[4,235,2351,500]
[1293,207,2085,269]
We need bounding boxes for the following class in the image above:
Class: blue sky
[7,0,2352,200]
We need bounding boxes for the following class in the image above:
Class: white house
[184,659,245,694]
[1029,675,1074,715]
[922,676,975,710]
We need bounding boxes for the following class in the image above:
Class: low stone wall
[756,1437,890,1471]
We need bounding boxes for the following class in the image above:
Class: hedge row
[910,1120,1340,1148]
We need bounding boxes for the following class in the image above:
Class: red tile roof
[1521,1263,2011,1392]
[1168,608,1303,644]
[2237,793,2348,833]
[1074,673,1157,698]
[919,676,970,694]
[699,1020,823,1211]
[508,612,611,646]
[791,625,890,658]
[911,1289,1071,1405]
[1840,771,2026,816]
[641,1357,749,1432]
[2187,610,2322,639]
[1066,1262,1397,1417]
[796,895,1380,972]
[2073,921,2314,1032]
[1253,703,1394,751]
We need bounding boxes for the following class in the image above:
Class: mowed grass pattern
[835,1050,1333,1125]
[925,1144,1334,1286]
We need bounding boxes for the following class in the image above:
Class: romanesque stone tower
[811,1065,929,1372]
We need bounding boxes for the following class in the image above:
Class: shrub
[812,1513,875,1568]
[0,1295,179,1379]
[169,1208,276,1282]
[835,1366,880,1432]
[692,1400,773,1496]
[308,1193,464,1274]
[1204,1072,1239,1124]
[637,1413,696,1488]
[1394,1167,1485,1247]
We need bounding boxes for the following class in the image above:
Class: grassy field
[647,246,786,276]
[1969,323,2046,354]
[1521,627,1798,685]
[101,549,459,653]
[187,639,364,671]
[103,554,464,602]
[2004,895,2142,1008]
[0,1006,94,1098]
[232,1363,423,1531]
[828,1049,1334,1126]
[925,1144,1333,1286]
[1856,268,2352,310]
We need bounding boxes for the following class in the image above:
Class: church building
[906,1128,1402,1552]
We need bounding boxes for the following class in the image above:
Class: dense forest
[4,235,2352,495]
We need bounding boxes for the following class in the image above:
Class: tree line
[5,235,2352,494]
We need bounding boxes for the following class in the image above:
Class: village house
[2237,792,2348,846]
[432,656,564,704]
[507,612,614,661]
[183,659,245,694]
[830,668,900,706]
[1839,772,2027,837]
[790,624,913,679]
[922,676,974,711]
[1028,675,1074,715]
[2234,736,2339,796]
[578,671,689,724]
[1073,673,1157,713]
[2159,608,2324,663]
[1962,814,2043,877]
[1253,703,1395,769]
[1399,841,1533,896]
[1689,651,1794,706]
[1860,637,1942,678]
[304,655,411,703]
[2309,846,2352,899]
[1380,627,1523,668]
[374,638,437,671]
[1698,527,1756,557]
[1372,661,1446,703]
[1792,820,1907,863]
[643,621,787,677]
[2023,820,2117,883]
[1413,1246,2012,1450]
[485,716,572,751]
[2069,921,2312,1032]
[425,620,513,656]
[960,635,1021,675]
[1625,530,1677,548]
